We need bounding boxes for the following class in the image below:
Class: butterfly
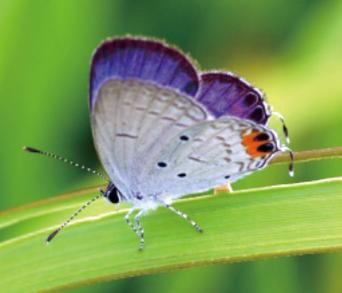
[24,36,293,250]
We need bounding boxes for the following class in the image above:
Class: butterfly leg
[134,209,145,251]
[124,208,145,250]
[163,203,203,233]
[124,208,140,238]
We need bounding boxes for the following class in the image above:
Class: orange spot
[241,130,272,158]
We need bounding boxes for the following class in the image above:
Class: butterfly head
[102,182,120,204]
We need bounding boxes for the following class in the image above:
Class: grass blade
[0,177,342,292]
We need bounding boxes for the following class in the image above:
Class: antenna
[287,149,294,177]
[46,193,102,243]
[271,112,294,177]
[281,146,295,177]
[272,112,290,145]
[23,146,108,182]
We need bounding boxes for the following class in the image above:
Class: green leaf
[1,177,342,292]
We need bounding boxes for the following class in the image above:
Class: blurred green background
[0,0,341,292]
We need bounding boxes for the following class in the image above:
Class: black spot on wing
[257,143,274,152]
[244,93,258,106]
[180,135,189,141]
[254,132,270,141]
[177,173,187,178]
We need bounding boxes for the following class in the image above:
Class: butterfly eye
[157,162,167,167]
[106,188,120,204]
[177,173,187,178]
[224,175,230,179]
[180,135,189,141]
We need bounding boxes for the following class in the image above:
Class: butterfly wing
[136,117,281,198]
[196,72,271,125]
[90,37,209,199]
[89,37,199,110]
[90,37,281,202]
[91,79,209,198]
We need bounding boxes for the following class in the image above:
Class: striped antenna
[272,112,290,145]
[281,146,295,177]
[271,112,294,177]
[23,146,108,182]
[46,192,102,243]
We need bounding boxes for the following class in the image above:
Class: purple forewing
[196,72,270,125]
[90,38,271,125]
[89,37,199,110]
